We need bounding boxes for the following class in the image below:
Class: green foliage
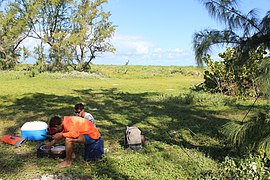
[32,42,47,73]
[65,0,116,71]
[202,155,270,179]
[0,66,269,179]
[200,47,264,97]
[222,112,270,158]
[257,56,270,97]
[31,0,115,72]
[0,0,115,71]
[194,0,270,65]
[0,66,216,179]
[0,1,29,69]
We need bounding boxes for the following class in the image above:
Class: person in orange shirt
[45,116,103,168]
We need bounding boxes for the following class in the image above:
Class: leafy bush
[201,155,270,179]
[200,47,265,97]
[257,57,270,97]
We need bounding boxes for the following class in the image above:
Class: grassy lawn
[0,65,267,179]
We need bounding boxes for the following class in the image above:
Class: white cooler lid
[21,121,48,130]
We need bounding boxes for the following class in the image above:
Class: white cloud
[21,33,197,66]
[112,34,154,55]
[152,48,190,59]
[105,33,193,65]
[153,48,163,53]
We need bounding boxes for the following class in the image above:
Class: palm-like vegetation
[195,0,270,158]
[222,112,270,156]
[258,56,270,96]
[193,0,270,65]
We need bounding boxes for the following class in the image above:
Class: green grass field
[0,65,267,179]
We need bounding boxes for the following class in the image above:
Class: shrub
[200,47,265,97]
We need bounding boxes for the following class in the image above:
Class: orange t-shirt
[61,116,100,140]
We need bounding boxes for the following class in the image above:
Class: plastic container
[37,144,66,159]
[21,121,48,141]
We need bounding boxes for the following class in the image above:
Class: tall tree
[194,0,270,158]
[24,0,73,71]
[193,0,270,65]
[1,0,115,72]
[0,1,30,69]
[65,0,116,71]
[25,0,115,72]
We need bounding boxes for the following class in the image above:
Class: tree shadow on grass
[0,90,147,178]
[0,88,267,177]
[0,144,36,179]
[0,93,82,134]
[74,88,232,160]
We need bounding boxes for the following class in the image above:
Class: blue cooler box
[21,121,48,141]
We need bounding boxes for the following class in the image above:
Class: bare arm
[45,133,64,148]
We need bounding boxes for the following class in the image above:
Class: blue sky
[21,0,269,66]
[90,0,269,66]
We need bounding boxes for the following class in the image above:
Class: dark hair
[49,116,62,127]
[74,103,85,111]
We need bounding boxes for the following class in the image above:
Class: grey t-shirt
[84,112,95,125]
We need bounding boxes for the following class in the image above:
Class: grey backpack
[124,126,143,150]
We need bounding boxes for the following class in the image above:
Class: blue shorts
[83,136,104,161]
[83,134,98,145]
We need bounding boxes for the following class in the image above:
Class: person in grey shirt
[74,103,95,126]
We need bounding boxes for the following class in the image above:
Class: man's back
[62,116,100,139]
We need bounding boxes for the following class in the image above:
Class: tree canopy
[194,0,270,160]
[193,0,270,65]
[0,0,116,71]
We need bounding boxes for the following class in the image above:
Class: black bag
[124,126,143,150]
[84,137,104,161]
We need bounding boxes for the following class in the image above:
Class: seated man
[74,103,95,125]
[45,116,103,168]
